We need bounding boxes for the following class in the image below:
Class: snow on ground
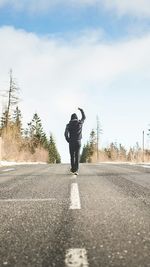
[1,161,150,167]
[0,161,47,167]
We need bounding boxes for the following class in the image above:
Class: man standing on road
[64,107,86,175]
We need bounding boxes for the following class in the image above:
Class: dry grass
[91,149,150,163]
[0,127,49,162]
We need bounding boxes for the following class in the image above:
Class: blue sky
[0,2,149,39]
[0,0,150,162]
[0,3,124,37]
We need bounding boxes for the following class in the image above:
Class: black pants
[69,140,81,172]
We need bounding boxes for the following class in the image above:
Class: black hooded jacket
[64,109,86,143]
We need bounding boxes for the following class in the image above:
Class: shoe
[74,171,79,175]
[70,168,74,174]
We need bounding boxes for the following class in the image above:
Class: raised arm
[78,107,86,123]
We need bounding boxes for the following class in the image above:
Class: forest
[80,129,150,163]
[1,70,150,164]
[0,70,61,163]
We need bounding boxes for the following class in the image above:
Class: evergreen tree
[12,106,22,136]
[41,132,49,150]
[25,113,48,153]
[119,143,127,160]
[80,130,97,163]
[127,147,134,161]
[0,109,10,133]
[104,147,111,159]
[110,142,118,160]
[89,129,97,155]
[104,142,119,160]
[27,113,45,147]
[80,141,94,163]
[48,133,61,163]
[80,144,88,163]
[80,144,87,163]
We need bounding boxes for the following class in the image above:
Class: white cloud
[0,0,55,11]
[0,26,150,161]
[0,0,150,17]
[103,0,150,17]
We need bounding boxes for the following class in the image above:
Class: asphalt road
[0,163,150,267]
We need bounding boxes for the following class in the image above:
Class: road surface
[0,163,150,267]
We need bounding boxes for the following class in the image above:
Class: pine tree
[127,147,134,161]
[48,134,61,163]
[80,144,88,163]
[41,132,49,150]
[110,142,118,160]
[104,147,111,159]
[80,143,89,163]
[119,143,127,160]
[12,106,22,137]
[89,129,97,155]
[27,113,45,147]
[25,113,48,153]
[104,142,119,160]
[80,141,94,163]
[80,130,97,163]
[0,109,10,131]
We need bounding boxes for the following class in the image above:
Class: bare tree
[96,115,103,162]
[5,69,20,128]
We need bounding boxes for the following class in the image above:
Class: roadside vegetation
[1,70,149,164]
[0,70,61,163]
[80,130,150,163]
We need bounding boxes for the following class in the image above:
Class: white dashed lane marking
[69,183,81,210]
[70,174,77,179]
[65,248,89,267]
[141,165,150,168]
[2,168,15,172]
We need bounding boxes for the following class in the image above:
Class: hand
[78,107,82,111]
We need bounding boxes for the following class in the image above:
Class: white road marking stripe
[69,183,81,210]
[70,175,77,179]
[0,198,56,203]
[65,248,89,267]
[2,168,15,172]
[141,165,150,168]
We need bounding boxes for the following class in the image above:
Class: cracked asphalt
[0,163,150,267]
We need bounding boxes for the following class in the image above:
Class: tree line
[80,129,150,163]
[1,70,149,164]
[0,70,61,163]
